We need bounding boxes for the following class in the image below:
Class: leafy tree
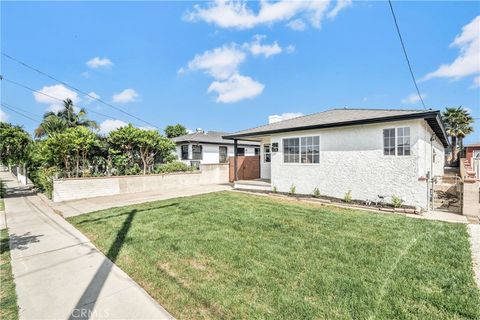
[0,122,32,166]
[442,107,474,163]
[42,127,99,177]
[108,124,175,175]
[35,99,98,138]
[164,123,188,138]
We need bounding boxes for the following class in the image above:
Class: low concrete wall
[52,164,229,202]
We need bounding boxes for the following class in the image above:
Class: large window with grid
[396,127,411,156]
[383,127,410,156]
[300,136,320,163]
[283,136,320,164]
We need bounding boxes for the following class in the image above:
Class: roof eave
[224,111,449,147]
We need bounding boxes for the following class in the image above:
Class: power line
[1,76,124,122]
[0,103,41,124]
[1,52,161,129]
[387,0,426,110]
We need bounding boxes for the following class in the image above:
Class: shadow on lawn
[68,209,137,320]
[69,201,179,320]
[77,202,179,225]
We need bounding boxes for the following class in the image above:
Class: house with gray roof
[224,108,449,211]
[172,130,260,166]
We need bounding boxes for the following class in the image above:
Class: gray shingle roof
[172,131,259,146]
[223,108,449,147]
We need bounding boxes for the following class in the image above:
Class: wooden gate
[229,156,260,182]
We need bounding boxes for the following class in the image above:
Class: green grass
[1,229,19,320]
[69,192,480,319]
[0,200,4,212]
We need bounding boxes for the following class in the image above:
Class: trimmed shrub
[313,187,320,198]
[154,161,194,174]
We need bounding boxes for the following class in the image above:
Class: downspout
[430,134,435,211]
[234,139,238,181]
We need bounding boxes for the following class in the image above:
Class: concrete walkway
[49,184,232,218]
[1,172,174,320]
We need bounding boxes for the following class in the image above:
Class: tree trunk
[451,136,458,163]
[75,150,80,177]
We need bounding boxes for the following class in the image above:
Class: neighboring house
[465,142,480,178]
[224,108,449,210]
[172,130,260,166]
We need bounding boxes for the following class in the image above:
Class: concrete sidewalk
[1,172,174,320]
[49,184,232,218]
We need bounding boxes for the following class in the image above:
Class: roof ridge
[331,107,430,112]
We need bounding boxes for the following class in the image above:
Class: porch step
[234,179,272,192]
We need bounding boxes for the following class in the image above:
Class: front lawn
[69,192,480,319]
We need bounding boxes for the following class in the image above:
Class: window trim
[382,126,412,157]
[281,135,321,165]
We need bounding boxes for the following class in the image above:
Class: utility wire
[1,52,160,129]
[0,103,41,123]
[1,101,42,119]
[1,76,125,121]
[388,0,426,110]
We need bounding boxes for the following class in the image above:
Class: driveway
[49,183,232,218]
[1,172,174,319]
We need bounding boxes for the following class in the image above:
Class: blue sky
[1,1,479,143]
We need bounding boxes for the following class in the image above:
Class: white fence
[52,164,229,202]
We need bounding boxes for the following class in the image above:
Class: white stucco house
[224,108,449,210]
[172,130,260,166]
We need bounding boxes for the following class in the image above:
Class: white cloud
[208,73,264,103]
[423,16,480,88]
[471,76,480,89]
[286,45,296,54]
[112,89,139,103]
[183,36,291,103]
[187,44,246,80]
[99,119,128,135]
[244,35,282,58]
[34,84,81,112]
[327,0,352,19]
[86,57,113,69]
[287,18,306,31]
[185,0,346,30]
[0,109,8,122]
[85,92,100,104]
[402,93,427,104]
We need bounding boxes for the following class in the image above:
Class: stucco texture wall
[267,119,438,209]
[53,164,229,202]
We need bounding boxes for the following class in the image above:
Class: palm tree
[441,106,474,163]
[35,99,98,138]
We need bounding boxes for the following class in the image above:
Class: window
[264,144,271,163]
[300,136,320,163]
[237,147,245,156]
[192,145,203,160]
[383,128,396,156]
[219,146,228,163]
[271,142,279,152]
[283,136,320,164]
[383,127,410,156]
[181,145,189,160]
[396,127,411,156]
[254,147,260,155]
